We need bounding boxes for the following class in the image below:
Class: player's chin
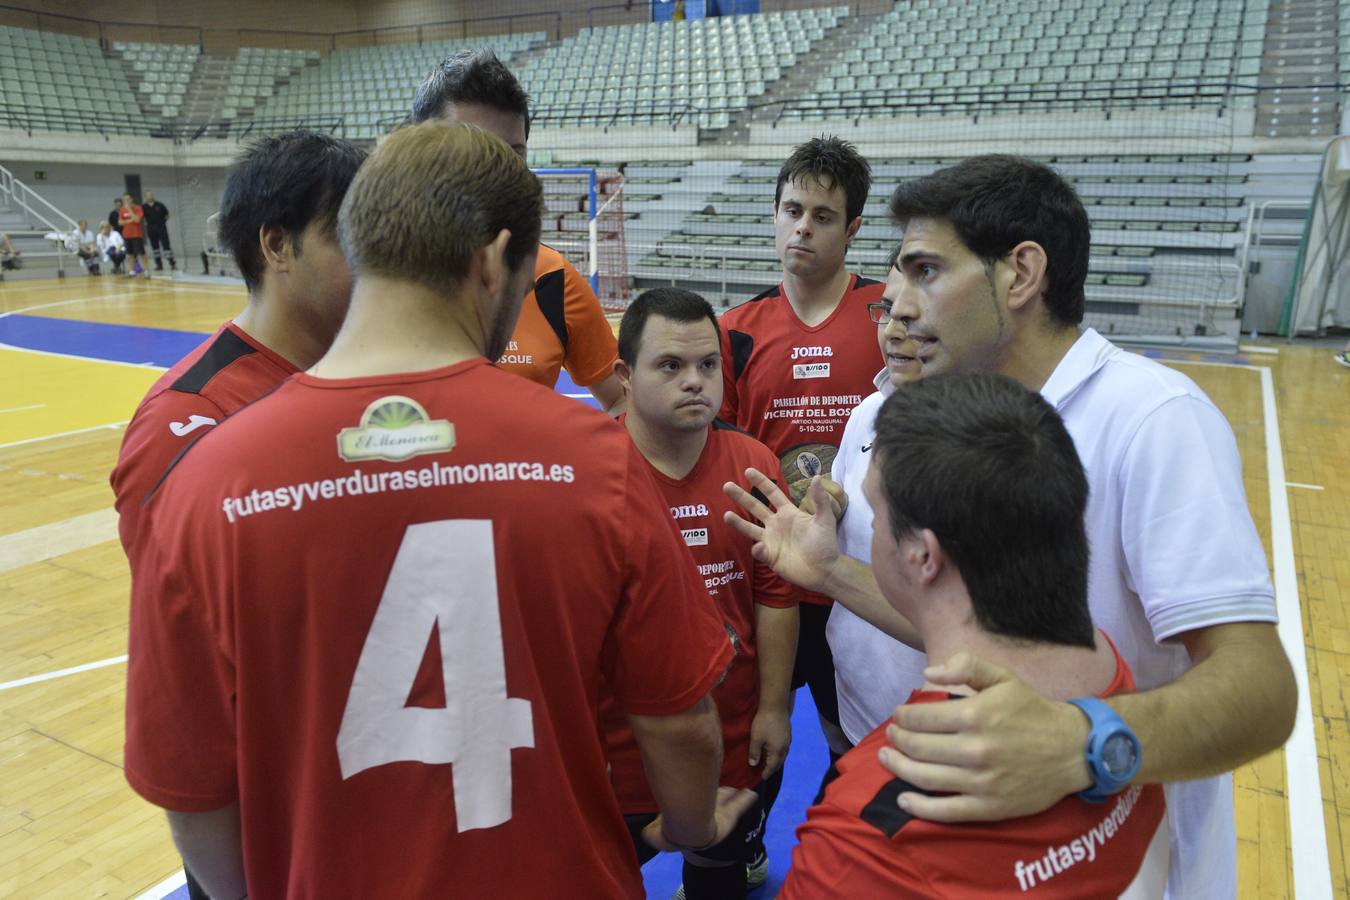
[672,405,716,429]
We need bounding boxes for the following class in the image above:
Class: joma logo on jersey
[793,363,831,380]
[671,503,710,519]
[790,346,833,360]
[682,528,709,547]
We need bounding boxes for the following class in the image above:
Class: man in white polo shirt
[726,154,1295,899]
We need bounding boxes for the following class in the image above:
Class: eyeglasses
[867,303,897,325]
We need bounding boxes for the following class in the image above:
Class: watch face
[1101,732,1139,778]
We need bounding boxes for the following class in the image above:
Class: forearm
[630,695,723,847]
[587,371,626,416]
[755,604,798,712]
[166,805,247,899]
[1109,622,1296,784]
[820,555,921,649]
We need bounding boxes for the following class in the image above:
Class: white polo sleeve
[1117,393,1277,641]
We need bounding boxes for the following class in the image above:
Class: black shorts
[124,237,145,256]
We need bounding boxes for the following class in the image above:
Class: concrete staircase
[0,164,79,280]
[1255,0,1341,139]
[699,11,883,144]
[747,11,882,129]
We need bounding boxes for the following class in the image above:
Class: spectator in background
[67,219,100,274]
[0,232,21,271]
[109,197,123,235]
[97,221,126,274]
[143,191,176,272]
[119,192,150,278]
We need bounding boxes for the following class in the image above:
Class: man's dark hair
[873,373,1094,649]
[775,136,872,223]
[617,287,720,365]
[218,129,366,292]
[410,49,531,137]
[888,155,1091,326]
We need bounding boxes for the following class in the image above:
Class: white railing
[0,163,77,235]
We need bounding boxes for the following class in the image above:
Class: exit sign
[33,170,46,181]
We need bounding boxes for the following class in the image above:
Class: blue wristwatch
[1067,697,1141,803]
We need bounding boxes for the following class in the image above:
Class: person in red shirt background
[716,136,884,858]
[118,191,151,278]
[753,374,1168,898]
[605,288,799,897]
[111,129,366,900]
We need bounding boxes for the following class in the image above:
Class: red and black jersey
[601,420,799,813]
[124,358,733,899]
[111,322,298,578]
[717,274,884,506]
[781,641,1169,898]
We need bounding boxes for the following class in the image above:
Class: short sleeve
[112,389,227,564]
[123,501,239,812]
[558,257,619,387]
[1118,394,1277,641]
[604,443,734,715]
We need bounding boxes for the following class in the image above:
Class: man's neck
[232,291,329,372]
[995,322,1083,392]
[307,275,486,379]
[624,413,708,480]
[781,266,852,328]
[917,606,1115,702]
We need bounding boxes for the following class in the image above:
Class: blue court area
[9,312,822,898]
[0,313,601,407]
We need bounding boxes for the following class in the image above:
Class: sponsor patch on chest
[793,362,831,379]
[681,527,709,547]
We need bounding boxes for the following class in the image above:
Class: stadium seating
[790,0,1270,120]
[521,8,846,129]
[113,40,200,120]
[0,1,1286,136]
[0,26,141,134]
[580,152,1257,342]
[222,47,320,122]
[1342,1,1350,79]
[254,34,544,139]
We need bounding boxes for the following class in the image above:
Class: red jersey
[781,641,1168,899]
[111,322,298,575]
[119,203,145,239]
[601,420,799,813]
[124,358,733,900]
[717,274,883,505]
[497,245,618,389]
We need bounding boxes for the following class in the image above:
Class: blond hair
[338,121,541,290]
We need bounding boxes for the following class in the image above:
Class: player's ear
[917,528,946,584]
[478,228,513,295]
[259,224,291,272]
[613,357,632,391]
[846,215,862,242]
[1004,240,1048,314]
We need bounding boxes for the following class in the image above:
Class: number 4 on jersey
[337,519,534,832]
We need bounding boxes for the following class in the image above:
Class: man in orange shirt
[118,192,150,278]
[410,49,625,414]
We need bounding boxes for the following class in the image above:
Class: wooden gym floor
[0,276,1346,898]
